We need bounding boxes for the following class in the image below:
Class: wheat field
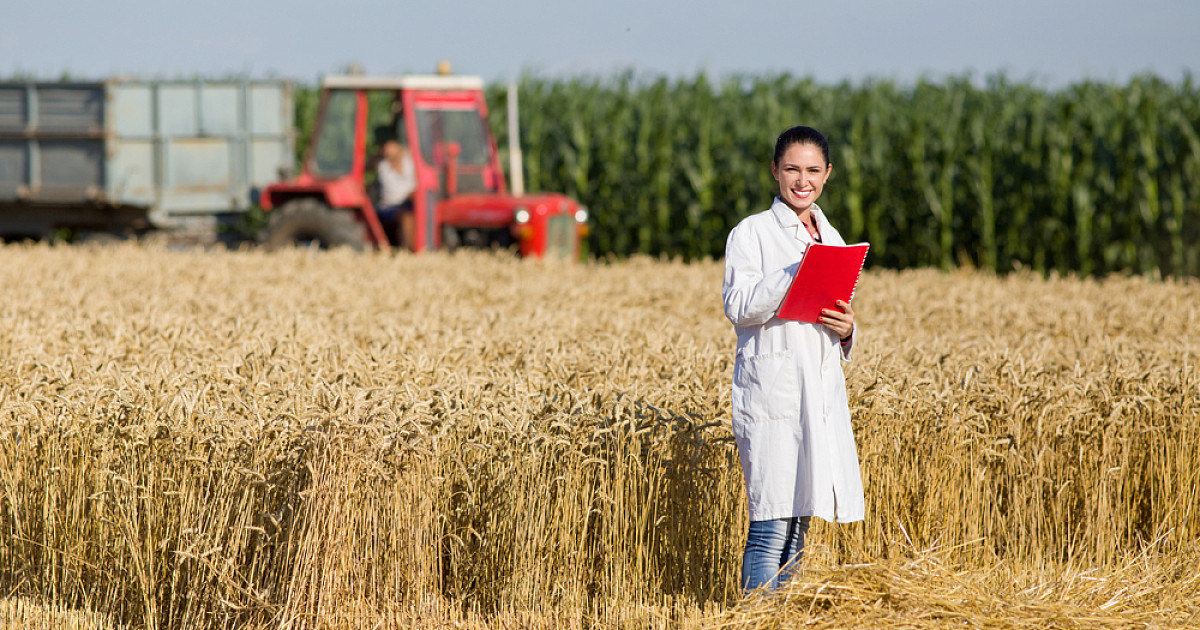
[1,244,1198,629]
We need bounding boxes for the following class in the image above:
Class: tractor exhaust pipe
[507,82,525,197]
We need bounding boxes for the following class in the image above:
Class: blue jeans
[741,516,812,593]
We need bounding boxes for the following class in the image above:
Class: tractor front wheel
[262,199,366,252]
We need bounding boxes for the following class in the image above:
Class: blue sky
[4,0,1198,86]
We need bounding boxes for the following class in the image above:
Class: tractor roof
[321,75,485,91]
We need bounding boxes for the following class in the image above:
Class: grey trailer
[0,79,293,241]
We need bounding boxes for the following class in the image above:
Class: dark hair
[773,126,830,166]
[373,125,396,146]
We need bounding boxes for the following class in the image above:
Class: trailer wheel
[76,231,128,246]
[262,199,366,251]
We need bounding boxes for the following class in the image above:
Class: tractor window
[414,108,490,167]
[312,90,357,177]
[364,90,402,159]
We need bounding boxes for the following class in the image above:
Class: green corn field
[480,74,1199,275]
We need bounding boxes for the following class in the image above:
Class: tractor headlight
[514,207,531,224]
[574,207,589,223]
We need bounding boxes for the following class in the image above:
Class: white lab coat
[722,198,865,523]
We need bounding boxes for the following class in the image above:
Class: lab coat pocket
[732,350,801,432]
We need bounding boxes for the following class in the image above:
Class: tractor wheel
[262,198,366,252]
[441,224,460,253]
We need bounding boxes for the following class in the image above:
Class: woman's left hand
[819,300,855,340]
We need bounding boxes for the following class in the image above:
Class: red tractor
[258,73,588,257]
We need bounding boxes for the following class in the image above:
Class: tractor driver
[376,137,417,250]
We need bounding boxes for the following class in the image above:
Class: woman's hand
[819,300,855,340]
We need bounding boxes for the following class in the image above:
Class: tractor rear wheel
[262,198,366,251]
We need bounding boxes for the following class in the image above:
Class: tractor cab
[259,74,588,257]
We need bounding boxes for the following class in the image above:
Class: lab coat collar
[770,197,827,244]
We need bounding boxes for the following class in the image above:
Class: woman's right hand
[818,300,855,340]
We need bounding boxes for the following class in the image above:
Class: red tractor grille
[546,214,576,259]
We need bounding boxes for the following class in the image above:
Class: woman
[721,126,864,593]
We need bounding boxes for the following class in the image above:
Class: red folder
[777,242,869,323]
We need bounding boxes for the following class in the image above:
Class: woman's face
[771,142,831,216]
